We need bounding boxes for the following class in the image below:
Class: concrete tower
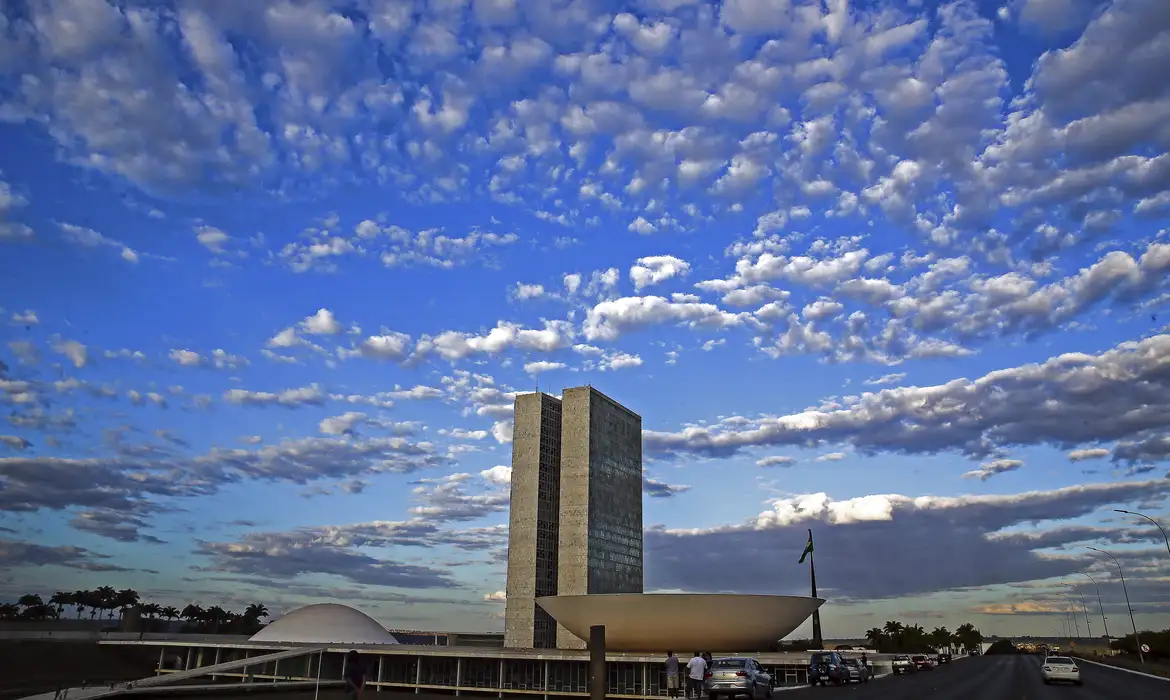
[503,386,643,649]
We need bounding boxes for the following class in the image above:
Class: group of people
[664,651,714,699]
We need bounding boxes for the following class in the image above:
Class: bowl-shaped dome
[536,594,823,652]
[248,603,399,645]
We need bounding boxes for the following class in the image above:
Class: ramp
[20,647,327,700]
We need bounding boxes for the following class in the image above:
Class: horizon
[2,0,1169,641]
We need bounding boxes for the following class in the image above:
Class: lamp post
[1078,571,1110,640]
[1088,547,1143,664]
[1057,593,1081,637]
[1114,509,1170,560]
[1062,582,1092,639]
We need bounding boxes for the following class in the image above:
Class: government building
[503,385,644,649]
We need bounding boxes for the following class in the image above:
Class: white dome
[249,603,400,645]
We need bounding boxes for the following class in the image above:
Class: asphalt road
[776,655,1168,699]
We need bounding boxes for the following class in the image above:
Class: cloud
[0,538,134,572]
[756,456,797,467]
[962,459,1024,481]
[168,348,249,369]
[480,465,512,486]
[224,384,325,408]
[643,474,691,498]
[645,334,1170,462]
[50,338,88,368]
[0,435,31,451]
[0,435,449,539]
[195,226,229,253]
[646,479,1170,599]
[630,255,691,291]
[1068,448,1109,462]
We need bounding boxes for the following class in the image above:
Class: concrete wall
[556,387,593,650]
[504,393,544,649]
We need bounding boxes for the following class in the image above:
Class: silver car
[704,657,773,700]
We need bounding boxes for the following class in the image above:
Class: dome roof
[536,594,823,652]
[248,603,400,645]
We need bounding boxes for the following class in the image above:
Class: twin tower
[503,386,644,649]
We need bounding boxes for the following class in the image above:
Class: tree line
[864,621,984,653]
[0,588,269,635]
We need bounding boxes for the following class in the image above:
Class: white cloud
[963,459,1024,481]
[480,465,512,486]
[630,255,691,291]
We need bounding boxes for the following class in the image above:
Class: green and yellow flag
[798,528,814,564]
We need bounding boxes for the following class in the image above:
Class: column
[455,657,463,697]
[415,656,423,695]
[498,659,505,699]
[378,656,385,692]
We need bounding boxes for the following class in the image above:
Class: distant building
[504,386,643,649]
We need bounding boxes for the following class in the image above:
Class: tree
[161,606,179,622]
[141,602,163,618]
[929,626,953,651]
[955,623,983,652]
[244,603,269,622]
[73,589,89,619]
[115,588,140,618]
[17,593,44,609]
[49,591,73,618]
[0,603,19,620]
[94,586,118,619]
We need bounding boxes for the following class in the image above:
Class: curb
[1073,656,1170,683]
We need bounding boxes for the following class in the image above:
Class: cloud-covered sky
[2,0,1169,637]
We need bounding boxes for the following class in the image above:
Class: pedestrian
[860,652,869,674]
[665,651,680,698]
[344,650,366,700]
[685,651,707,699]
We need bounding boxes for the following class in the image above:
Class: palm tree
[93,586,118,619]
[73,590,89,619]
[864,627,887,650]
[929,626,952,651]
[17,593,44,609]
[48,591,74,619]
[141,602,163,618]
[0,603,19,619]
[180,603,205,628]
[243,603,269,622]
[955,623,983,652]
[161,606,180,622]
[115,589,140,619]
[206,605,227,633]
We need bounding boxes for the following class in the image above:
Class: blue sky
[2,0,1169,639]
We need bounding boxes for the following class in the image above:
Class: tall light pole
[1062,582,1092,639]
[1114,509,1170,560]
[1078,571,1110,639]
[1058,593,1081,637]
[1088,547,1144,664]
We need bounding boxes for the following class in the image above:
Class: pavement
[774,654,1167,699]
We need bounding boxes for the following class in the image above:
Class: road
[777,654,1167,699]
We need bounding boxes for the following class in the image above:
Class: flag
[798,529,814,564]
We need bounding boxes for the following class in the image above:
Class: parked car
[911,655,933,671]
[808,651,849,686]
[704,657,772,699]
[842,658,870,684]
[891,655,917,675]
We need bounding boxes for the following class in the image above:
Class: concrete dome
[537,594,823,652]
[248,603,400,645]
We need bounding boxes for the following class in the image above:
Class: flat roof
[99,639,886,664]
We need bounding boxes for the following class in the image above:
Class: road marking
[1075,657,1170,683]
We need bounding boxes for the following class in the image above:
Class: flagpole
[809,537,823,649]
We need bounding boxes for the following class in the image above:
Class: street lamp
[1087,547,1144,664]
[1078,571,1110,639]
[1114,509,1170,560]
[1057,592,1081,637]
[1062,582,1092,639]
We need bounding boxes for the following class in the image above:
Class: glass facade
[585,391,643,595]
[533,395,562,648]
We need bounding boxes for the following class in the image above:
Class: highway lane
[777,654,1169,699]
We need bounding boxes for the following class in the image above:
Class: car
[807,651,849,686]
[1041,656,1082,686]
[704,657,772,699]
[841,658,870,684]
[911,655,933,671]
[936,652,952,665]
[891,655,917,675]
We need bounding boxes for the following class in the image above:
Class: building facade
[504,386,643,650]
[504,392,563,649]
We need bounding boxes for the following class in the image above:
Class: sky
[1,0,1169,641]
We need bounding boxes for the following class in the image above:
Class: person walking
[686,651,707,699]
[344,650,366,700]
[665,651,681,698]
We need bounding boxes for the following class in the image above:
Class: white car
[1041,656,1083,686]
